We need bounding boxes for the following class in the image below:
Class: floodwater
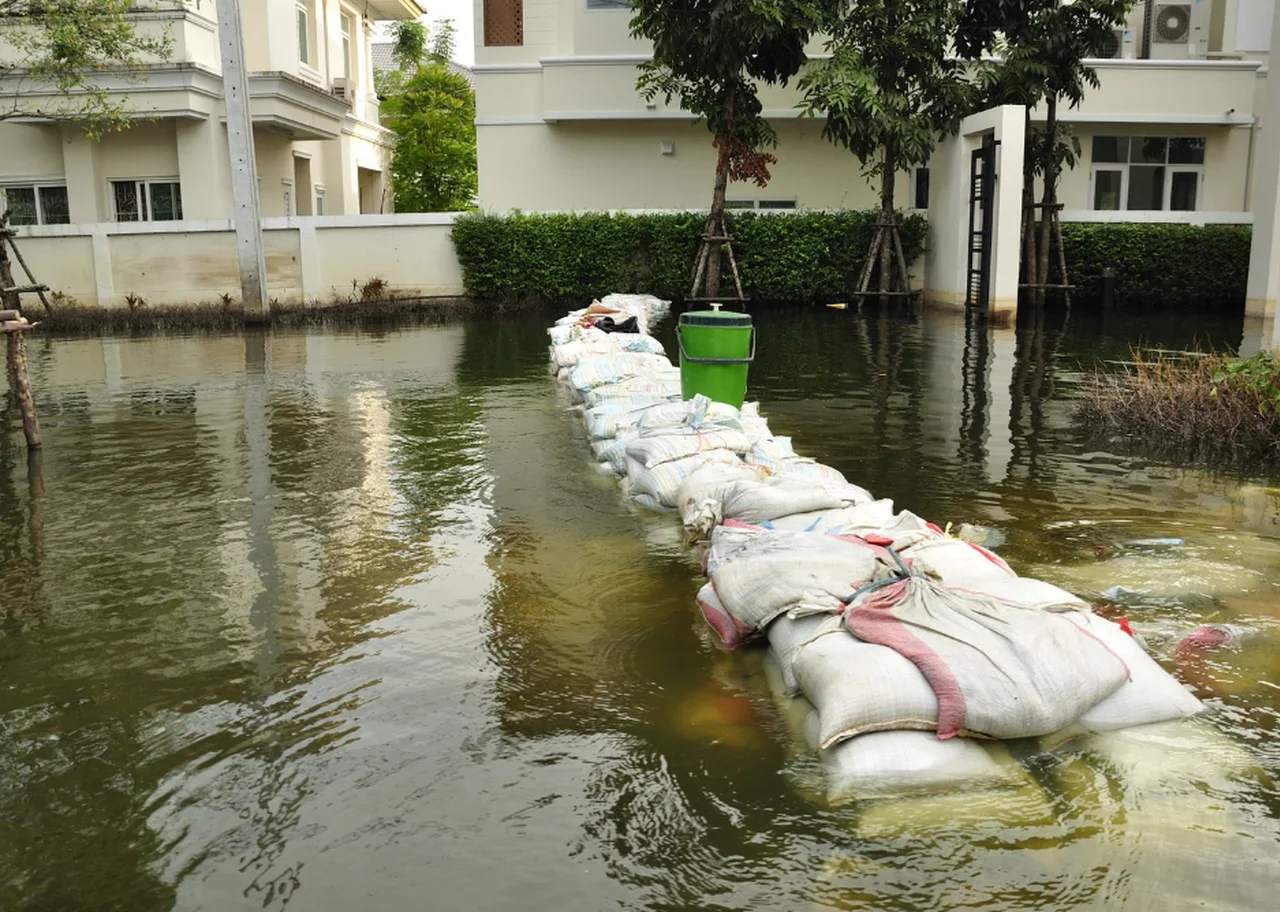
[1,305,1278,911]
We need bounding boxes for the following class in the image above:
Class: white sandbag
[583,376,682,407]
[1086,718,1260,791]
[766,613,844,695]
[872,509,943,549]
[683,474,874,540]
[599,292,671,323]
[745,436,798,470]
[845,578,1129,740]
[583,401,666,440]
[823,730,1018,801]
[677,462,773,537]
[553,335,665,368]
[737,402,772,440]
[717,475,873,526]
[1066,612,1204,731]
[763,499,898,536]
[635,394,743,436]
[853,775,1055,838]
[794,630,940,747]
[592,437,631,474]
[902,539,1087,611]
[548,323,584,346]
[625,449,741,509]
[707,532,882,645]
[702,522,767,576]
[567,353,673,392]
[772,458,849,484]
[625,429,755,469]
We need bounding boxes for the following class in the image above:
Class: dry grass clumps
[36,295,498,335]
[1075,349,1280,469]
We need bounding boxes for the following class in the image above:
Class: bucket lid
[680,309,752,327]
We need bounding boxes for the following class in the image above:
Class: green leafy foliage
[378,20,476,213]
[450,210,927,304]
[628,1,828,190]
[1211,352,1280,415]
[0,0,172,136]
[799,0,972,179]
[1061,223,1250,307]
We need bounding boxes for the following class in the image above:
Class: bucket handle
[676,325,756,365]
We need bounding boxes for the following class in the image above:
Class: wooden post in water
[2,310,41,450]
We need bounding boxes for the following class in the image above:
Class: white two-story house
[0,0,425,226]
[471,0,1275,221]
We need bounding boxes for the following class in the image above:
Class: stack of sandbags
[546,295,1211,804]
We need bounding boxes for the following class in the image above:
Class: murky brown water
[2,306,1278,911]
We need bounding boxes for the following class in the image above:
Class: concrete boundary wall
[11,206,1258,310]
[12,213,465,308]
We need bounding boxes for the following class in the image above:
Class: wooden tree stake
[5,322,42,450]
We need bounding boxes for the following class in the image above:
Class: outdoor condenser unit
[1150,1,1212,59]
[1100,27,1138,58]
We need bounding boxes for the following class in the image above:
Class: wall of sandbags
[549,295,1209,803]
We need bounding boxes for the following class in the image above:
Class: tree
[799,0,971,298]
[378,20,477,213]
[959,0,1131,294]
[628,0,827,299]
[0,0,171,136]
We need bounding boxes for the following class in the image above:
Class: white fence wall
[12,213,465,308]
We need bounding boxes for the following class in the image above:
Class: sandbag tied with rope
[700,529,902,648]
[842,553,1131,741]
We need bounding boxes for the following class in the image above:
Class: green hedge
[1062,223,1251,307]
[449,210,928,304]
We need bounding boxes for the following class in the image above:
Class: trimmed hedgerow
[449,210,928,304]
[1062,222,1251,307]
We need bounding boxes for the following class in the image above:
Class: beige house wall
[477,118,902,212]
[0,0,412,224]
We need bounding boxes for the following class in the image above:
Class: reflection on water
[1,305,1278,911]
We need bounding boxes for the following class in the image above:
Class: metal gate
[965,137,998,311]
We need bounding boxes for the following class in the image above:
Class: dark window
[1091,136,1129,164]
[914,167,930,209]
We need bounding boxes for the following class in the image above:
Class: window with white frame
[296,1,310,65]
[340,12,353,81]
[1,184,70,225]
[111,180,183,221]
[1090,136,1206,212]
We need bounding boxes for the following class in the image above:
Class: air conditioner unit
[1151,3,1192,58]
[1100,27,1137,59]
[331,77,353,106]
[1189,0,1211,57]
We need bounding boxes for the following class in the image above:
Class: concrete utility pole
[216,0,269,322]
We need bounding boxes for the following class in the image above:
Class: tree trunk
[1021,108,1036,284]
[705,144,730,299]
[1036,94,1058,299]
[702,90,736,300]
[879,147,896,295]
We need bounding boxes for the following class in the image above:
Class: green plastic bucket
[676,306,755,409]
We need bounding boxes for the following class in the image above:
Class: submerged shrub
[1062,223,1251,307]
[449,210,928,305]
[1075,349,1280,470]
